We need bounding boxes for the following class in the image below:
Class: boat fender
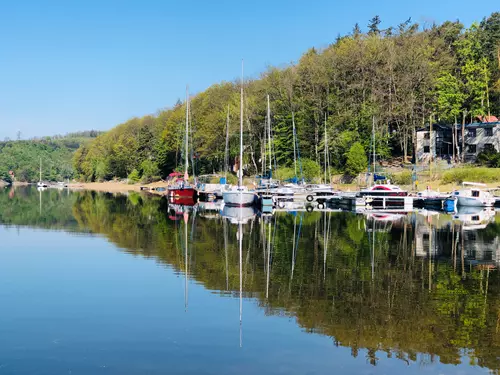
[306,195,314,202]
[306,205,314,212]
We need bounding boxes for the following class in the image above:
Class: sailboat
[223,62,255,207]
[37,158,47,188]
[168,86,198,205]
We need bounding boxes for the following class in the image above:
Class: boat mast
[372,116,376,185]
[292,112,297,179]
[225,105,230,179]
[185,86,190,182]
[39,157,42,182]
[267,95,272,175]
[239,61,244,188]
[324,114,327,184]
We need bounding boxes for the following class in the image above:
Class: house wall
[462,126,500,162]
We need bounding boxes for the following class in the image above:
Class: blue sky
[0,0,498,139]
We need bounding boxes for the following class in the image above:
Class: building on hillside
[416,116,500,162]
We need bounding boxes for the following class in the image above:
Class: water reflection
[2,186,500,373]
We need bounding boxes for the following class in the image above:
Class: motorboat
[359,182,407,197]
[197,175,225,201]
[414,187,450,208]
[451,182,496,207]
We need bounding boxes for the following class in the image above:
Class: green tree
[345,142,368,177]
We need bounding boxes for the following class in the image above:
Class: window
[468,129,477,137]
[424,132,430,139]
[485,128,494,136]
[423,146,430,153]
[468,144,476,153]
[484,143,495,152]
[472,190,480,197]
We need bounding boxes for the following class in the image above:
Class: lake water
[1,186,500,374]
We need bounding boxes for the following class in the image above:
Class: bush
[345,142,367,177]
[301,159,321,181]
[140,159,160,183]
[441,167,500,184]
[392,170,413,185]
[477,150,500,167]
[127,169,141,184]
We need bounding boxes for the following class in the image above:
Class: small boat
[196,174,225,201]
[415,187,449,208]
[452,182,495,207]
[359,182,408,197]
[223,61,255,207]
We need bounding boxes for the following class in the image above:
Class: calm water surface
[1,186,499,374]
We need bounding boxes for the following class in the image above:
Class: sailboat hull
[223,191,255,207]
[168,187,197,205]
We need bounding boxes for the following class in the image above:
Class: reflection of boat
[167,203,196,221]
[197,200,224,219]
[452,182,495,207]
[452,206,495,230]
[221,206,256,225]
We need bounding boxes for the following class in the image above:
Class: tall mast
[372,116,376,185]
[39,157,42,182]
[185,86,190,181]
[225,105,230,179]
[238,222,243,348]
[239,61,244,187]
[267,95,272,173]
[324,114,327,184]
[292,111,297,179]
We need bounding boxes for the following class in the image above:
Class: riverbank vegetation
[73,13,500,182]
[0,131,102,183]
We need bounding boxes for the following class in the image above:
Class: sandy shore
[68,181,169,194]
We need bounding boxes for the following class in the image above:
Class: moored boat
[452,182,495,207]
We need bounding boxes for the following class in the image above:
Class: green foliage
[127,169,141,184]
[0,132,99,183]
[140,159,160,183]
[391,170,413,185]
[477,150,500,167]
[345,142,368,176]
[301,158,321,181]
[441,167,500,183]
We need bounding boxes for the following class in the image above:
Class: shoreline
[67,181,168,194]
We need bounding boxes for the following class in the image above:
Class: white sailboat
[37,158,47,188]
[223,61,255,207]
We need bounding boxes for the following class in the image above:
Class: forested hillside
[74,13,500,182]
[0,131,102,183]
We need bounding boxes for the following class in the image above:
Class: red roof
[478,115,499,123]
[168,172,184,177]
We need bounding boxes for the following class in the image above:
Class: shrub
[127,169,141,184]
[140,159,160,183]
[301,159,321,181]
[477,150,500,167]
[392,170,413,185]
[345,142,367,177]
[441,167,500,184]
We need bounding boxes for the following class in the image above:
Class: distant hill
[0,131,104,183]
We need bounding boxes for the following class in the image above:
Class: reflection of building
[413,210,499,268]
[416,118,500,162]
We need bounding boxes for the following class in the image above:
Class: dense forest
[74,13,500,182]
[0,131,103,183]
